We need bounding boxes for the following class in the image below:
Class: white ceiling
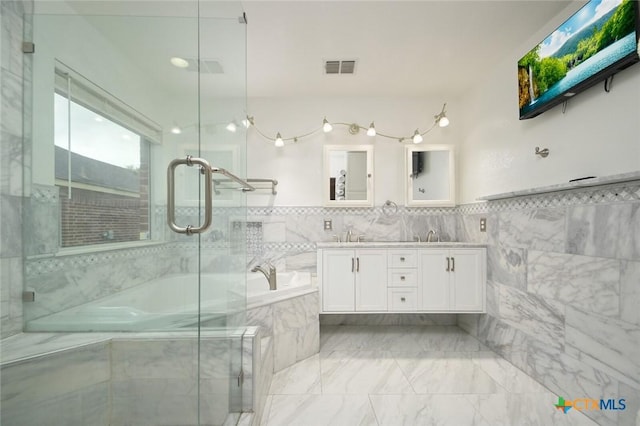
[44,1,582,99]
[243,1,579,98]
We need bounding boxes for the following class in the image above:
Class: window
[54,65,160,248]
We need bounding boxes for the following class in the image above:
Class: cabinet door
[418,249,450,311]
[355,249,388,311]
[450,249,485,312]
[322,250,356,312]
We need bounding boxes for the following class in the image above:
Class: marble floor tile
[471,352,549,393]
[320,325,397,352]
[415,325,484,352]
[264,325,605,426]
[395,351,502,394]
[269,354,321,395]
[369,394,491,426]
[259,395,273,426]
[320,350,414,395]
[265,394,378,426]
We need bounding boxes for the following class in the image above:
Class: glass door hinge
[22,291,35,302]
[22,42,35,54]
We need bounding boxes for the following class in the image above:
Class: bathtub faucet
[251,262,277,291]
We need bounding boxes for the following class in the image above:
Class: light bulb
[366,122,376,137]
[242,116,253,128]
[412,129,423,144]
[274,132,284,147]
[438,116,449,127]
[226,121,237,132]
[322,117,333,133]
[171,126,182,134]
[170,57,189,68]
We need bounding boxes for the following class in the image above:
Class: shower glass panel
[14,4,248,425]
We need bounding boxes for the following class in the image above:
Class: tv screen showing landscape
[518,0,639,119]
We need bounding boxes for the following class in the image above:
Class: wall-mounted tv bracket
[604,75,614,93]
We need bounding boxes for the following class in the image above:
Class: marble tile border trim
[479,171,640,201]
[27,180,639,277]
[460,180,640,214]
[247,205,459,216]
[151,179,640,218]
[24,243,175,277]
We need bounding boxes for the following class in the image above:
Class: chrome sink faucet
[251,262,277,290]
[426,229,440,243]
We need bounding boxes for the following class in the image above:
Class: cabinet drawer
[387,269,417,287]
[388,250,417,268]
[388,288,418,311]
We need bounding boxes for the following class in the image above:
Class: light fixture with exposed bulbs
[274,132,284,147]
[366,122,376,137]
[322,117,333,133]
[434,103,449,127]
[226,120,238,133]
[238,104,450,147]
[170,57,189,68]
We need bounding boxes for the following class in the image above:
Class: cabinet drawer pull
[356,257,360,272]
[400,257,405,262]
[351,257,354,273]
[400,276,406,281]
[400,297,406,302]
[446,257,450,272]
[451,257,455,272]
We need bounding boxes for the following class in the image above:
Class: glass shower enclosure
[5,2,249,425]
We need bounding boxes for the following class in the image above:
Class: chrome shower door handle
[167,156,213,235]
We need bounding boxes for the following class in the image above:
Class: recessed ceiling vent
[325,60,356,75]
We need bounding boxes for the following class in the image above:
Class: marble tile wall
[0,0,32,339]
[111,336,239,426]
[246,205,459,274]
[247,291,320,372]
[21,201,249,326]
[2,332,251,426]
[457,180,640,426]
[1,342,111,425]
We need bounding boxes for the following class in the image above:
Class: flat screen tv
[518,0,640,120]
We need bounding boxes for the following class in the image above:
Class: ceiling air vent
[324,60,356,75]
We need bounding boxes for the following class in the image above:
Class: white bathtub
[26,272,314,332]
[246,271,314,309]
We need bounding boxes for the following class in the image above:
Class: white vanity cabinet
[318,244,485,314]
[418,248,485,312]
[320,249,387,312]
[387,250,418,311]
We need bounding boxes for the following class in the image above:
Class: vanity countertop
[316,242,487,249]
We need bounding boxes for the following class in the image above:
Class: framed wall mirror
[405,144,455,207]
[323,145,374,207]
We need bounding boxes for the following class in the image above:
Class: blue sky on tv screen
[539,0,624,58]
